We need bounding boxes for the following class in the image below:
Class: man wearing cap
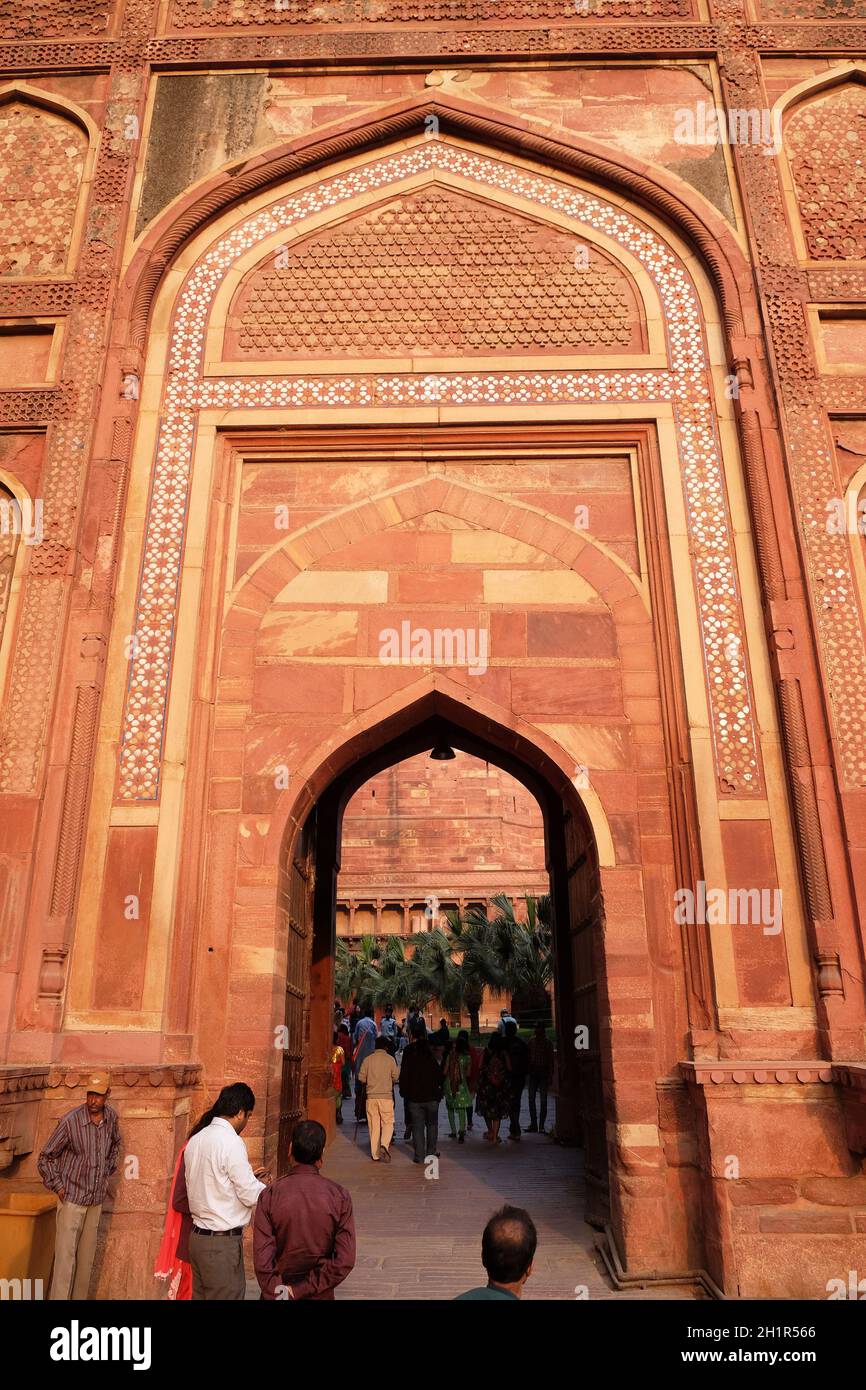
[38,1070,121,1300]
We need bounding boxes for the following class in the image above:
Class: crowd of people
[331,1001,556,1165]
[33,1009,554,1301]
[36,1072,540,1301]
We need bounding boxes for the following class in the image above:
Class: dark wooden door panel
[278,816,315,1173]
[566,818,609,1228]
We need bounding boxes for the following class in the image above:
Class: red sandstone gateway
[0,1,865,1305]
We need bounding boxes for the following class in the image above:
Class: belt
[192,1224,244,1237]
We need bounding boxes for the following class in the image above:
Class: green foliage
[336,895,553,1022]
[334,935,382,1009]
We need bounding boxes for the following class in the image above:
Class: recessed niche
[816,309,866,372]
[0,325,56,387]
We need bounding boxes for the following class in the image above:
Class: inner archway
[336,747,549,1034]
[275,702,610,1236]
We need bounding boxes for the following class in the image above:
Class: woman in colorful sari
[443,1033,473,1142]
[476,1033,512,1144]
[338,1022,353,1100]
[461,1028,484,1132]
[153,1106,214,1300]
[331,1028,346,1125]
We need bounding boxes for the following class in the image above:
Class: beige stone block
[230,945,277,975]
[273,569,387,604]
[537,723,631,770]
[258,609,358,657]
[451,531,548,566]
[482,570,601,605]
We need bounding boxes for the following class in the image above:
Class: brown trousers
[50,1200,102,1300]
[189,1229,246,1300]
[366,1097,395,1158]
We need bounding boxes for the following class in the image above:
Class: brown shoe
[381,1147,391,1163]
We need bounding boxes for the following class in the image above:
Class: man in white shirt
[497,1009,517,1035]
[183,1082,269,1300]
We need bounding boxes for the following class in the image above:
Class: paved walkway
[316,1095,701,1301]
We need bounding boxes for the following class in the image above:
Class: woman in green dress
[443,1033,473,1141]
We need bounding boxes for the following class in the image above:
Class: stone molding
[682,1061,866,1152]
[125,95,748,349]
[0,1069,48,1165]
[0,1066,50,1096]
[49,1064,201,1089]
[0,1063,201,1092]
[4,26,866,72]
[681,1060,853,1085]
[0,1063,201,1165]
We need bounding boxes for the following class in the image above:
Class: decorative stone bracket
[835,1064,866,1155]
[41,1064,202,1093]
[680,1060,866,1154]
[0,1067,50,1168]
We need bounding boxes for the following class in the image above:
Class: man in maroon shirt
[253,1119,355,1300]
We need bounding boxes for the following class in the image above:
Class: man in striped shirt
[38,1069,121,1299]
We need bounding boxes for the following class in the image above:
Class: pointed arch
[779,65,866,264]
[0,80,98,141]
[266,676,615,1195]
[114,127,763,805]
[0,82,97,278]
[227,470,647,620]
[0,469,34,709]
[213,174,657,367]
[774,60,866,126]
[264,677,616,872]
[122,92,750,347]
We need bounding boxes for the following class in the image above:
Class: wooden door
[565,814,610,1228]
[278,813,315,1172]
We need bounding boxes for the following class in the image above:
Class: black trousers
[509,1078,526,1135]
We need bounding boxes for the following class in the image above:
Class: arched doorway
[72,105,819,1293]
[273,696,610,1230]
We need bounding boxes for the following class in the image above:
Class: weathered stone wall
[338,750,548,910]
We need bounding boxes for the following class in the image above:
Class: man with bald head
[454,1204,537,1300]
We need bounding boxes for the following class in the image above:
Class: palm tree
[334,896,553,1032]
[444,908,505,1037]
[403,927,464,1016]
[334,935,382,1010]
[462,893,553,1020]
[367,935,417,1012]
